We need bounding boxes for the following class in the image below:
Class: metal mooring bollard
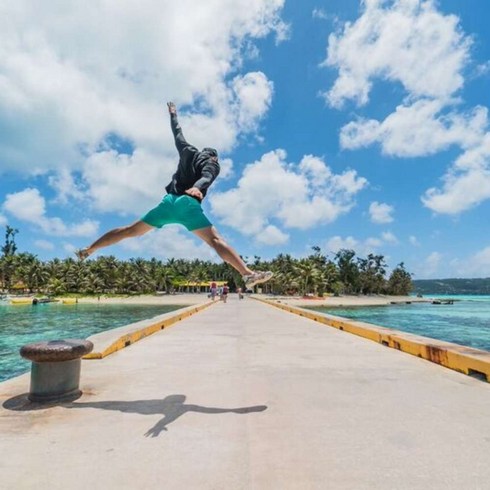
[20,339,94,403]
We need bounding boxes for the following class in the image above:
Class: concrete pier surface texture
[1,298,490,490]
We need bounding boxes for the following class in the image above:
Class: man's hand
[167,101,177,114]
[144,425,168,438]
[185,187,203,200]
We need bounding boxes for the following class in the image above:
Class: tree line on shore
[413,278,490,295]
[0,226,412,297]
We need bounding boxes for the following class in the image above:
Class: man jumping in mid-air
[76,102,273,290]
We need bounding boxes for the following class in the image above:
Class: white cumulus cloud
[369,201,394,224]
[62,243,77,256]
[209,150,367,242]
[381,231,398,244]
[232,72,274,133]
[325,0,490,215]
[3,188,99,237]
[312,8,328,20]
[256,225,289,246]
[325,235,359,253]
[451,246,490,277]
[326,231,398,256]
[82,148,172,215]
[0,0,286,216]
[34,239,55,251]
[409,235,420,246]
[413,251,443,279]
[341,100,488,157]
[218,158,234,180]
[323,0,470,108]
[120,225,219,261]
[422,133,490,213]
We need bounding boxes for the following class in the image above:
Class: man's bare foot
[75,248,90,261]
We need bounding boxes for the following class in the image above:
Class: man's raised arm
[167,102,194,156]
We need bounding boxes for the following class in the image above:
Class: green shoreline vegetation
[1,226,413,297]
[413,278,490,295]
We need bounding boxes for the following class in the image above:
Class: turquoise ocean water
[308,295,490,352]
[0,302,184,382]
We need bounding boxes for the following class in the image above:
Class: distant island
[413,278,490,295]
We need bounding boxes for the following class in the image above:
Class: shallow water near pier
[308,295,490,352]
[0,302,184,382]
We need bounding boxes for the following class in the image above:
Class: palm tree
[0,255,16,291]
[318,261,339,297]
[129,258,154,293]
[13,253,45,293]
[26,259,50,293]
[92,256,119,293]
[45,258,64,280]
[154,265,175,293]
[357,254,387,295]
[294,259,322,296]
[65,260,88,293]
[3,230,413,299]
[1,226,18,257]
[387,263,413,295]
[82,272,105,295]
[335,249,359,294]
[47,277,67,296]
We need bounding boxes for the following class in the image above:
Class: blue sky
[1,0,490,279]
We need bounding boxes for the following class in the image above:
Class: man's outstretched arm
[193,160,220,192]
[185,160,220,200]
[167,102,195,156]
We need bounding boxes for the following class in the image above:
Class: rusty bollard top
[20,339,94,362]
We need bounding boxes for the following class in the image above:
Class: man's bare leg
[76,220,154,260]
[192,226,254,276]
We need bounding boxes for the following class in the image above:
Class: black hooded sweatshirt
[165,113,220,201]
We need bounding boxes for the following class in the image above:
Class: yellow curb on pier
[83,301,215,360]
[255,297,490,382]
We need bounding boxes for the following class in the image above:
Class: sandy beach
[71,293,427,308]
[74,293,212,306]
[272,294,429,308]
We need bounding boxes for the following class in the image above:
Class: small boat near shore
[432,299,455,305]
[32,297,59,305]
[10,297,59,305]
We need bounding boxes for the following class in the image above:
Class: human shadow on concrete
[67,394,268,437]
[3,392,81,411]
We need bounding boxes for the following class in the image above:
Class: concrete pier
[1,297,490,489]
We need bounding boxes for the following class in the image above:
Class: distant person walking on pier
[210,281,218,301]
[222,284,229,303]
[76,102,273,290]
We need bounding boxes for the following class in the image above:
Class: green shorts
[141,194,212,231]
